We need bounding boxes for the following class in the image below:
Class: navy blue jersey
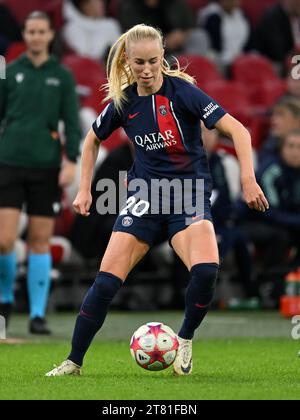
[92,76,226,187]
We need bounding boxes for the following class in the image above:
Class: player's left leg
[46,232,150,376]
[171,220,219,375]
[27,216,55,335]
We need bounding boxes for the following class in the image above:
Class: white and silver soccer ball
[130,322,179,371]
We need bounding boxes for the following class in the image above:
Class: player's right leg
[46,232,150,376]
[0,208,21,326]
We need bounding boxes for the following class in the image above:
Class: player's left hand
[242,178,269,212]
[59,160,77,188]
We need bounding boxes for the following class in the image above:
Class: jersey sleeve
[92,102,122,141]
[177,83,226,129]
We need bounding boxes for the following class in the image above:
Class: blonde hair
[103,24,195,113]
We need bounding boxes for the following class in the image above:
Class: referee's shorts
[0,164,62,217]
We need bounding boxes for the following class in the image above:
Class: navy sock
[68,271,123,366]
[179,263,219,340]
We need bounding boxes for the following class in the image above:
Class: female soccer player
[46,24,269,376]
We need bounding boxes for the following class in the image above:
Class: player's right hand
[73,191,92,217]
[242,178,269,212]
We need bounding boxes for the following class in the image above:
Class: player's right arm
[73,101,122,216]
[73,129,102,217]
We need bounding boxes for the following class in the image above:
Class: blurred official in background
[0,11,81,334]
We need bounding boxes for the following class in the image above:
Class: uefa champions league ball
[130,322,179,371]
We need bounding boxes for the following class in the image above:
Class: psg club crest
[122,216,133,227]
[159,105,168,116]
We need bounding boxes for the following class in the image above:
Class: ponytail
[103,24,195,113]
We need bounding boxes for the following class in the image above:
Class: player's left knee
[189,263,219,304]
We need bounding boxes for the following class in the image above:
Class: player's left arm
[59,70,82,188]
[215,113,269,212]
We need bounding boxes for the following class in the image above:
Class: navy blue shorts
[113,199,213,247]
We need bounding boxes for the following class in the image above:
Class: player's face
[23,19,54,55]
[281,134,300,168]
[271,106,300,137]
[126,39,163,94]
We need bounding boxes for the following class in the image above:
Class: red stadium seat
[107,0,119,17]
[3,0,43,24]
[177,55,223,86]
[63,54,107,110]
[242,0,276,27]
[203,80,253,126]
[44,0,63,29]
[63,55,116,140]
[3,0,63,28]
[248,79,287,110]
[186,0,208,13]
[63,54,106,87]
[5,41,26,63]
[232,54,287,112]
[82,79,108,112]
[249,114,271,149]
[232,53,279,84]
[203,78,277,148]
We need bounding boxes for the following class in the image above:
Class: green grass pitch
[0,311,299,400]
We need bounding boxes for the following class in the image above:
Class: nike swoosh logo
[181,359,192,374]
[195,303,209,309]
[80,310,93,318]
[128,112,140,120]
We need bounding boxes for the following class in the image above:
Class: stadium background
[1,0,300,401]
[1,0,299,314]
